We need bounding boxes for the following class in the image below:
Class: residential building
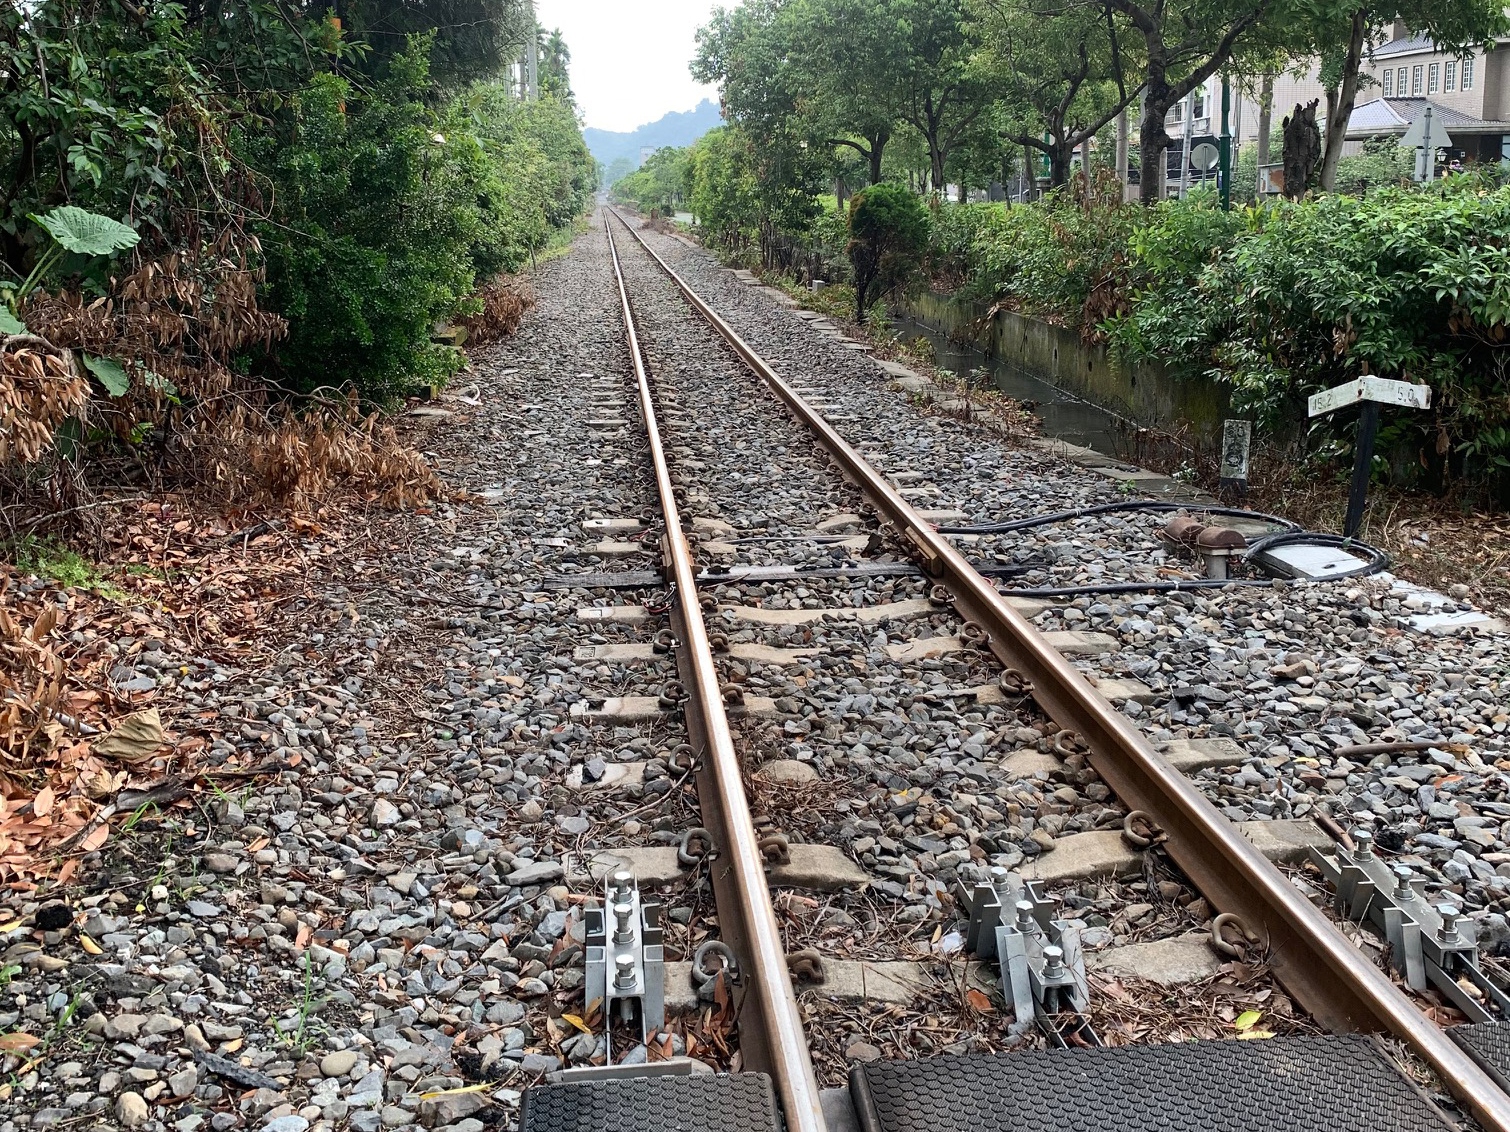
[1350,33,1508,162]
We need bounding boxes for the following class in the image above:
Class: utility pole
[1255,72,1273,195]
[1115,107,1130,200]
[1178,90,1195,198]
[526,1,539,100]
[1219,76,1232,210]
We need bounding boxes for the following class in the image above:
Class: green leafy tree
[336,0,536,86]
[687,127,763,255]
[797,0,910,185]
[612,147,693,214]
[975,0,1142,187]
[539,27,574,103]
[848,181,929,317]
[1098,0,1275,204]
[886,0,994,191]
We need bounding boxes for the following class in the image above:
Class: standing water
[891,315,1127,455]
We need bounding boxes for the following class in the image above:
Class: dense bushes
[848,184,929,318]
[1,3,595,406]
[1110,179,1510,493]
[923,174,1510,498]
[259,51,593,397]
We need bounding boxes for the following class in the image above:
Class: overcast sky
[535,0,722,133]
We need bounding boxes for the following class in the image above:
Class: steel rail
[607,208,1510,1132]
[604,217,827,1132]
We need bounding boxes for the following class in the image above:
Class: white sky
[535,0,722,132]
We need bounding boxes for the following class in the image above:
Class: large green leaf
[31,207,140,257]
[83,354,129,397]
[0,308,27,335]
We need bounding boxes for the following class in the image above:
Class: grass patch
[5,537,127,599]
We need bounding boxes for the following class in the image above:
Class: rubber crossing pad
[850,1034,1452,1132]
[1452,1022,1510,1094]
[520,1071,780,1132]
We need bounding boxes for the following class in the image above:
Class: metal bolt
[1437,904,1460,943]
[1042,945,1066,979]
[612,902,635,944]
[989,866,1011,893]
[611,870,634,902]
[614,953,637,991]
[1353,829,1374,861]
[1014,900,1037,933]
[1390,865,1413,893]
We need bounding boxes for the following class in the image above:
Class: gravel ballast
[3,211,1507,1130]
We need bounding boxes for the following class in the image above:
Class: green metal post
[1220,77,1232,210]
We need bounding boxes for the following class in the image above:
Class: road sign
[1192,142,1220,172]
[1308,376,1431,418]
[1398,112,1453,152]
[1308,376,1432,539]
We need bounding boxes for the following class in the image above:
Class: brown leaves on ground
[203,399,447,511]
[460,276,537,347]
[1088,960,1322,1045]
[0,498,352,889]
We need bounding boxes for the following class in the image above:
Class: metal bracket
[958,867,1097,1045]
[585,868,665,1058]
[1312,830,1510,1023]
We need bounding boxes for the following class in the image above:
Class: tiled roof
[1373,34,1435,58]
[1347,97,1506,135]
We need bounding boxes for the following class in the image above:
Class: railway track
[517,209,1510,1132]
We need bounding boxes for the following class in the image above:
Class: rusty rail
[604,217,827,1132]
[607,208,1510,1132]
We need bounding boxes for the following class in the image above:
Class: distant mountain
[585,100,723,175]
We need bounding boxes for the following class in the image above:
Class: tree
[977,0,1143,188]
[798,0,909,185]
[1099,0,1274,204]
[539,27,573,103]
[887,0,994,191]
[848,182,928,318]
[1281,98,1322,197]
[337,0,536,86]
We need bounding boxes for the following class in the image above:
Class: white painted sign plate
[1398,115,1454,151]
[1308,376,1431,417]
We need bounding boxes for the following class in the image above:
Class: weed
[273,960,328,1054]
[5,537,127,600]
[120,801,160,835]
[0,964,20,990]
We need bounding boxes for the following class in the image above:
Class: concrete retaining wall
[900,291,1230,437]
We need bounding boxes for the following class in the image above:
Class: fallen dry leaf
[95,708,165,763]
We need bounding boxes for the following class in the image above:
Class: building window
[1383,69,1394,97]
[1193,91,1206,119]
[1428,63,1440,93]
[1412,65,1424,94]
[1445,61,1457,91]
[1398,67,1408,94]
[1462,56,1475,90]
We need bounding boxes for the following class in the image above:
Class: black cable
[1243,530,1391,579]
[951,498,1391,598]
[937,498,1302,536]
[996,578,1276,598]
